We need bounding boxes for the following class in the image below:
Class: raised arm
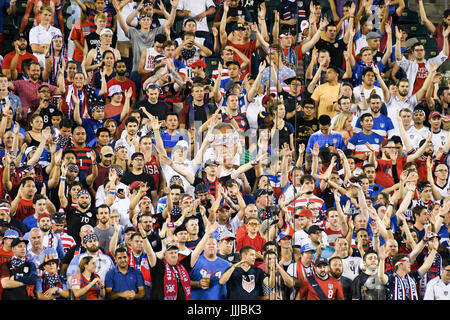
[418,0,436,35]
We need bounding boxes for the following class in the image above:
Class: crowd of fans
[0,0,448,301]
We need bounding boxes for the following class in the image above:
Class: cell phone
[117,188,124,193]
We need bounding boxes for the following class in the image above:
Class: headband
[394,257,409,267]
[67,165,79,172]
[138,196,151,207]
[83,234,98,243]
[77,189,91,198]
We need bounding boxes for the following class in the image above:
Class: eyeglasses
[247,223,260,227]
[39,90,50,94]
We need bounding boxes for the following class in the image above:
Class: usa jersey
[355,114,395,138]
[347,131,384,161]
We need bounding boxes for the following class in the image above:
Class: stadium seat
[397,8,420,24]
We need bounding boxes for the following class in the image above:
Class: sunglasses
[247,223,260,227]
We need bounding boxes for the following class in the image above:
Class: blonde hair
[40,5,53,14]
[332,111,352,131]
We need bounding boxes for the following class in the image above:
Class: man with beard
[2,32,38,81]
[129,191,154,227]
[93,205,115,253]
[114,117,140,159]
[378,61,436,130]
[286,243,316,299]
[174,224,192,260]
[354,93,394,139]
[65,190,98,244]
[156,182,184,228]
[145,221,218,300]
[67,234,114,283]
[296,257,344,300]
[9,61,65,120]
[105,247,145,300]
[121,152,158,205]
[189,236,231,300]
[107,60,137,108]
[329,256,353,299]
[60,225,94,276]
[351,249,386,300]
[22,194,56,232]
[94,146,114,190]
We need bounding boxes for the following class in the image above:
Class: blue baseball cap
[3,229,19,239]
[300,243,317,254]
[276,232,292,242]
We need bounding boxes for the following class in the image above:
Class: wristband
[60,177,66,181]
[2,114,7,117]
[251,159,259,166]
[109,190,116,195]
[440,215,445,218]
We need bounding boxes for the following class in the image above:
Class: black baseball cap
[315,257,329,266]
[307,225,324,234]
[194,183,208,194]
[13,32,27,41]
[131,152,144,160]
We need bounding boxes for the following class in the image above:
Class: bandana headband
[83,234,98,243]
[395,257,410,267]
[77,189,91,198]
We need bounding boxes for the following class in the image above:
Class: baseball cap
[295,208,313,218]
[194,183,208,194]
[224,79,241,93]
[191,60,206,69]
[100,146,114,157]
[108,84,124,97]
[131,152,145,160]
[165,242,179,251]
[173,224,187,235]
[429,111,441,120]
[429,232,441,239]
[366,31,381,40]
[219,230,235,241]
[37,213,51,222]
[4,228,19,239]
[284,76,302,85]
[129,180,144,191]
[203,159,219,168]
[262,93,276,105]
[24,146,37,157]
[307,225,324,234]
[276,232,292,242]
[124,225,137,233]
[232,22,245,31]
[172,140,189,152]
[300,243,317,253]
[315,257,329,266]
[225,60,240,68]
[169,175,184,186]
[13,32,27,41]
[253,188,272,200]
[218,203,230,211]
[11,237,28,247]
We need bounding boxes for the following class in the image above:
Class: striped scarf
[393,273,418,300]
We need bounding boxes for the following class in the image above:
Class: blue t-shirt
[82,114,121,147]
[189,254,231,300]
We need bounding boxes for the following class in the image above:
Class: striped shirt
[287,195,325,216]
[68,147,97,178]
[355,114,395,138]
[347,131,384,165]
[222,112,249,133]
[57,232,76,254]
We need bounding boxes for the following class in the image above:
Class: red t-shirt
[412,62,428,95]
[2,51,37,74]
[236,233,266,267]
[104,103,123,119]
[15,199,34,222]
[226,39,257,76]
[70,20,91,63]
[0,249,13,299]
[106,78,137,104]
[298,274,344,300]
[144,156,161,192]
[375,156,408,188]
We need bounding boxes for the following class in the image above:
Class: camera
[267,205,280,216]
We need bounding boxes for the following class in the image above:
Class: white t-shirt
[29,24,63,68]
[161,160,197,196]
[431,129,448,152]
[176,0,215,32]
[385,94,418,130]
[117,2,137,41]
[423,276,450,300]
[353,85,385,104]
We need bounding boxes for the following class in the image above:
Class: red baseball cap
[295,208,313,218]
[429,111,441,120]
[191,60,206,69]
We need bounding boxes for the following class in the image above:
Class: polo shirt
[105,265,145,299]
[29,24,62,68]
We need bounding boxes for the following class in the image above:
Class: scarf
[281,47,297,71]
[10,256,26,269]
[48,35,68,85]
[42,272,62,291]
[419,252,442,298]
[163,259,191,300]
[128,248,152,287]
[393,273,418,300]
[65,84,89,119]
[188,101,210,129]
[181,47,197,61]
